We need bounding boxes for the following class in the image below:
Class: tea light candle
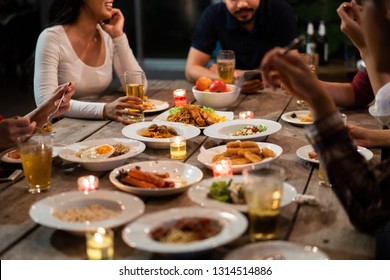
[173,89,187,107]
[78,175,99,191]
[212,159,233,178]
[239,111,254,119]
[86,227,114,260]
[170,135,186,160]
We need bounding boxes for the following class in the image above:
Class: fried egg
[79,144,115,160]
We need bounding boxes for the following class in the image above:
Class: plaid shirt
[306,111,390,234]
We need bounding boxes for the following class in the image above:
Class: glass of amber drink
[217,50,235,84]
[243,165,285,241]
[17,133,53,194]
[123,71,145,122]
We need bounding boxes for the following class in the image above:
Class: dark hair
[48,0,83,26]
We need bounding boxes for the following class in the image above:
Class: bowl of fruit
[192,77,240,110]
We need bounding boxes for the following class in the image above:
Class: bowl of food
[192,81,240,110]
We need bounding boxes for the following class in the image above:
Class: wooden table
[0,80,381,260]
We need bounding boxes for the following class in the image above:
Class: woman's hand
[337,1,365,52]
[100,8,124,38]
[261,48,337,120]
[103,96,144,125]
[0,117,35,149]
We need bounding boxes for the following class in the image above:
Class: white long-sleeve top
[34,25,146,119]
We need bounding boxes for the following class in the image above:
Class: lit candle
[173,89,187,107]
[78,175,99,192]
[86,227,114,260]
[212,159,233,178]
[170,135,186,160]
[239,111,254,119]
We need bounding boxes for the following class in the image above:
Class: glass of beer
[123,71,145,122]
[243,165,285,241]
[17,133,54,194]
[217,50,235,84]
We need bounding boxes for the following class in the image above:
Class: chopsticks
[279,35,305,56]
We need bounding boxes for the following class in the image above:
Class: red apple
[209,80,227,92]
[195,76,212,91]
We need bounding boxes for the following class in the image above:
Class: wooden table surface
[0,80,381,260]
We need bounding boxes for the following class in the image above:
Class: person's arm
[348,124,390,148]
[261,48,390,233]
[320,80,356,108]
[185,47,219,83]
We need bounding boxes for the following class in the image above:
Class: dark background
[0,0,357,117]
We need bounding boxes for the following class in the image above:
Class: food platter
[122,206,247,254]
[296,144,374,164]
[224,240,329,260]
[203,119,282,141]
[58,138,145,171]
[143,99,170,113]
[29,190,145,233]
[153,110,234,129]
[281,110,313,126]
[197,142,283,173]
[109,160,203,196]
[188,175,297,212]
[121,121,200,149]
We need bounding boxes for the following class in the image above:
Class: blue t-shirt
[191,0,298,70]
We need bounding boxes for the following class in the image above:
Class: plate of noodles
[122,206,247,254]
[153,105,234,128]
[29,190,145,233]
[121,121,200,149]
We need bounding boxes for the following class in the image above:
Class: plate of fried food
[296,144,374,164]
[281,110,313,126]
[58,138,146,171]
[29,190,145,234]
[143,98,169,113]
[109,160,203,196]
[122,206,247,255]
[121,121,200,149]
[197,140,283,173]
[153,104,234,128]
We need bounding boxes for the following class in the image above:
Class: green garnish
[207,181,231,203]
[169,107,181,115]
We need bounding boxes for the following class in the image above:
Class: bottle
[317,20,329,65]
[305,22,316,56]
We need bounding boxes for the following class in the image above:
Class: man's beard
[234,8,255,25]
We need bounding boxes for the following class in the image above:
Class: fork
[42,82,70,132]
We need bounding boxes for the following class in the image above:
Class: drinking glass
[243,165,285,241]
[17,133,53,194]
[217,50,235,84]
[123,71,145,122]
[297,53,317,105]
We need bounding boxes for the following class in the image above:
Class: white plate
[197,142,283,173]
[1,145,65,164]
[122,206,247,254]
[153,109,234,129]
[144,99,169,113]
[29,190,145,233]
[121,121,200,149]
[188,175,297,212]
[58,138,145,171]
[109,160,203,196]
[281,110,313,125]
[224,240,329,260]
[296,144,374,164]
[203,119,282,141]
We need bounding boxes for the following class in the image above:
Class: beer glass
[17,133,53,194]
[243,165,285,241]
[123,71,145,122]
[217,50,235,84]
[297,53,317,105]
